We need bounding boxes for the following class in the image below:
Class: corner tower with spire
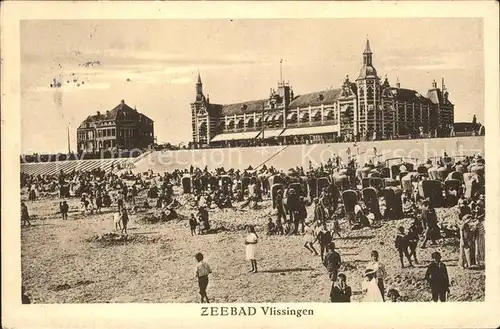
[356,39,382,139]
[190,71,218,146]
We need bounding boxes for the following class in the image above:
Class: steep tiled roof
[220,99,268,116]
[79,101,152,128]
[206,103,224,117]
[289,89,342,108]
[426,89,454,105]
[390,88,434,105]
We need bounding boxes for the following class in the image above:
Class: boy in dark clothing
[323,242,342,282]
[406,223,420,264]
[266,218,276,235]
[425,251,450,302]
[189,214,198,236]
[395,226,413,268]
[330,273,351,302]
[316,223,333,261]
[60,201,69,220]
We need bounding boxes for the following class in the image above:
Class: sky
[20,18,484,154]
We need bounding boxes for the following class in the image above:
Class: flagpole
[67,124,71,154]
[280,59,283,83]
[261,102,265,140]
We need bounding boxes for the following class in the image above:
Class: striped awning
[264,115,273,122]
[281,125,339,137]
[287,112,297,120]
[274,113,284,121]
[211,130,261,142]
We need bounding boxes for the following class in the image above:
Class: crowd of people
[21,142,485,303]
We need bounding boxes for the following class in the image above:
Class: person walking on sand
[21,202,31,226]
[395,226,413,268]
[189,213,198,236]
[120,207,129,235]
[195,252,212,303]
[60,200,69,220]
[245,225,259,273]
[323,242,341,282]
[303,221,319,256]
[425,251,450,302]
[316,222,332,261]
[331,214,342,238]
[113,211,122,231]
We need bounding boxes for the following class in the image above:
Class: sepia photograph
[18,17,487,304]
[2,2,500,329]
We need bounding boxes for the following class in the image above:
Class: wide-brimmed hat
[364,268,377,277]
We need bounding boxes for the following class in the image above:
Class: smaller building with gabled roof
[76,100,154,153]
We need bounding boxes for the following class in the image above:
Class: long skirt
[475,232,485,265]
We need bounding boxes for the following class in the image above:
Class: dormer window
[318,94,324,101]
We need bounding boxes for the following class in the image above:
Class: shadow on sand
[260,268,314,274]
[340,235,375,241]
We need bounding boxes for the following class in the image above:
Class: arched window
[358,86,364,97]
[367,86,374,100]
[199,122,207,136]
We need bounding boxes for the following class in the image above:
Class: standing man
[275,190,287,224]
[323,242,342,282]
[21,202,31,226]
[395,226,413,268]
[425,251,450,302]
[316,223,333,261]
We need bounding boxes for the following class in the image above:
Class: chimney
[96,111,101,116]
[106,110,110,115]
[121,99,125,105]
[396,77,400,89]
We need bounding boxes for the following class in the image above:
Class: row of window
[78,129,153,140]
[98,128,116,138]
[220,113,338,130]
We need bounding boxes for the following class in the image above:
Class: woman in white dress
[361,269,384,302]
[245,225,259,273]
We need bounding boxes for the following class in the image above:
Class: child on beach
[195,253,212,303]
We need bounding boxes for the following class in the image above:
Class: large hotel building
[190,40,454,146]
[77,100,154,153]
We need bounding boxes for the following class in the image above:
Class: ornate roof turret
[357,39,378,80]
